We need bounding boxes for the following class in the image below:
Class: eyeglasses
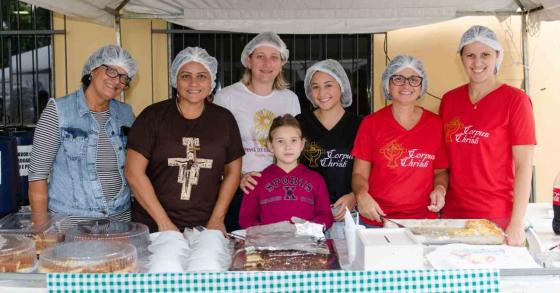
[389,75,423,87]
[100,64,131,87]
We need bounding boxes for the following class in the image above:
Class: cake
[39,240,137,273]
[0,212,68,254]
[242,249,328,271]
[0,235,37,272]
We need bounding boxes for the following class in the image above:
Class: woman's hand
[157,220,179,232]
[240,172,262,194]
[332,193,356,221]
[427,185,446,212]
[505,222,526,246]
[356,192,385,222]
[206,218,227,235]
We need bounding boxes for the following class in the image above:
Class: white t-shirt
[214,81,301,173]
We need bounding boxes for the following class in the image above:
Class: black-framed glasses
[100,64,131,87]
[389,75,423,87]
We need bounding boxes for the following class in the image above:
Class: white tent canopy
[20,0,560,34]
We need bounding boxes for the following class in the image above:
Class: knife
[380,216,407,229]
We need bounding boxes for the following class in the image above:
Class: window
[169,26,372,115]
[0,1,54,127]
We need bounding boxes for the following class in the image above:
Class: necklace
[176,97,205,119]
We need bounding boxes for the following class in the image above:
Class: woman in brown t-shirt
[124,47,244,233]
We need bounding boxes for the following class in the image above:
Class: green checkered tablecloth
[47,269,500,292]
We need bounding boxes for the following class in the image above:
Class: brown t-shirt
[127,99,244,231]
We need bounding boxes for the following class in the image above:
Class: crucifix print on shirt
[168,137,213,200]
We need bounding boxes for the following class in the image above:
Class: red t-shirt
[439,84,536,228]
[352,106,448,226]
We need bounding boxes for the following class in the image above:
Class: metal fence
[165,26,373,116]
[0,0,55,128]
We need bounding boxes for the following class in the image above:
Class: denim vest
[48,89,134,217]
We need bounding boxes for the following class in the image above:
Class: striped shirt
[29,100,130,222]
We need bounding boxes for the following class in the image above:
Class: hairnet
[381,55,427,100]
[457,25,504,72]
[240,32,289,67]
[82,44,137,78]
[304,59,352,107]
[170,47,218,90]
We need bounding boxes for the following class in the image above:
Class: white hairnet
[381,55,427,100]
[304,59,352,108]
[82,44,137,78]
[457,25,504,72]
[170,47,218,91]
[240,32,289,67]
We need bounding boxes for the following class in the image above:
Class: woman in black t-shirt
[125,47,244,233]
[296,59,362,233]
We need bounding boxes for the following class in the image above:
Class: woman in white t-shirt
[214,32,301,231]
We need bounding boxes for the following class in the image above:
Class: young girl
[239,114,333,229]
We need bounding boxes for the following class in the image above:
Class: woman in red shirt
[352,55,448,227]
[439,25,536,246]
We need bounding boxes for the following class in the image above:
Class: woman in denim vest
[28,45,136,224]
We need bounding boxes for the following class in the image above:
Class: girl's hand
[240,172,262,194]
[332,193,356,221]
[356,192,385,222]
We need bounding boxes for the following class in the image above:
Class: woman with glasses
[351,55,448,227]
[439,26,536,246]
[125,47,243,233]
[28,44,137,224]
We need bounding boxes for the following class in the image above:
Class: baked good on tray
[0,235,37,272]
[448,219,504,237]
[39,240,137,273]
[244,249,328,270]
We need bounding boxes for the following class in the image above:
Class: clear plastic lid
[0,212,70,253]
[0,212,70,234]
[39,240,137,273]
[0,235,37,272]
[65,220,149,254]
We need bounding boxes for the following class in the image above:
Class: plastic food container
[0,235,37,272]
[39,240,137,273]
[65,220,149,254]
[0,212,70,253]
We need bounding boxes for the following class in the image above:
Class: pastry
[0,235,37,272]
[39,240,137,273]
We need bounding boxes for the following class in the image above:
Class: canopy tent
[19,0,560,34]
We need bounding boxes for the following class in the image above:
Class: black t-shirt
[127,99,244,231]
[296,111,362,203]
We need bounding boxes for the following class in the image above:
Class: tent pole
[515,1,536,203]
[105,0,131,101]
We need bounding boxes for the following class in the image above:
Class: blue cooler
[0,134,20,217]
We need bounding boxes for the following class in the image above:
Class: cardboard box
[354,228,424,269]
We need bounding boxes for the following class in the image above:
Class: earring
[88,74,92,81]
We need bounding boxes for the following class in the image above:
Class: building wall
[52,14,558,203]
[52,14,168,115]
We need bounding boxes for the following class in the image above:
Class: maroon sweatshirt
[239,163,333,229]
